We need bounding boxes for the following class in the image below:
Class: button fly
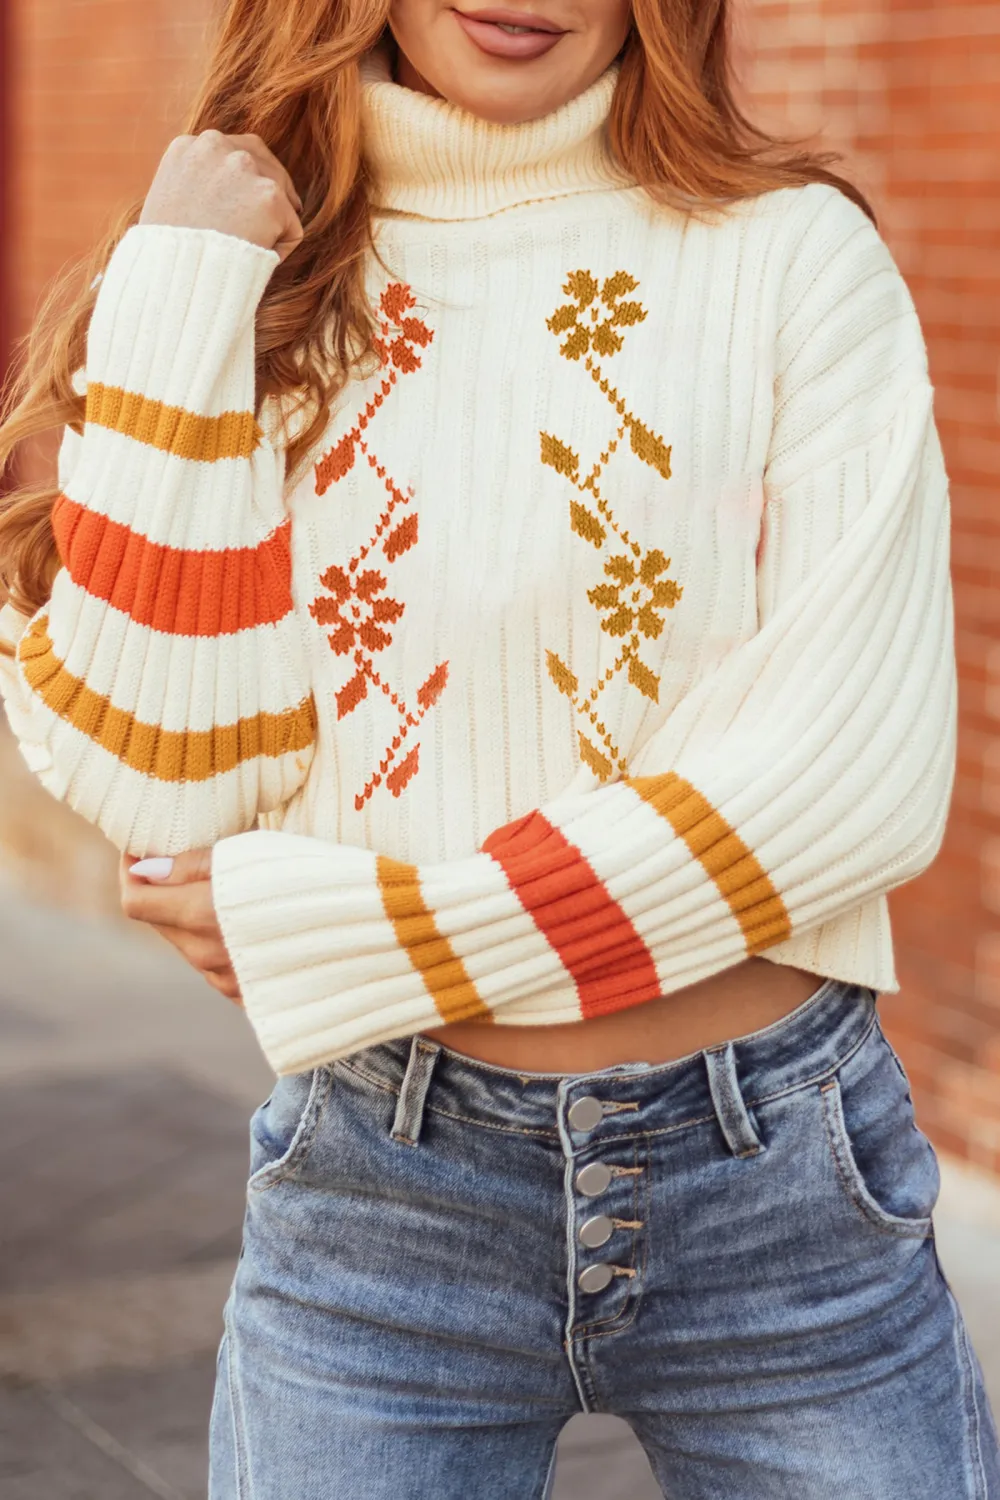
[575,1161,612,1197]
[567,1096,604,1132]
[578,1214,614,1248]
[578,1263,614,1294]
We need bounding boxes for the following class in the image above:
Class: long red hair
[0,0,869,617]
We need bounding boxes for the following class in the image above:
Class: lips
[453,8,567,60]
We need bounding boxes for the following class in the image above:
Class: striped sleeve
[1,225,316,856]
[211,191,956,1075]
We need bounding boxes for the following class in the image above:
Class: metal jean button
[578,1263,614,1294]
[578,1214,614,1249]
[567,1096,604,1132]
[575,1161,612,1197]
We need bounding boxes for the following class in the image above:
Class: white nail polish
[131,857,175,882]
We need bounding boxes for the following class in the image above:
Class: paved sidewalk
[0,889,997,1500]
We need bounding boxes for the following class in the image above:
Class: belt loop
[391,1038,441,1146]
[703,1042,762,1159]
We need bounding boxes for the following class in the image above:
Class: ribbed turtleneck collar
[360,44,628,220]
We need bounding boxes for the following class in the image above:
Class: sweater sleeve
[212,190,956,1074]
[0,225,317,856]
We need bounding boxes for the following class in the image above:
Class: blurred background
[0,1,998,1496]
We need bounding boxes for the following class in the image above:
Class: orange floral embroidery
[542,271,683,782]
[310,566,404,662]
[314,283,434,497]
[311,284,448,811]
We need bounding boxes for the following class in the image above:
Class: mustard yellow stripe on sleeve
[376,855,493,1025]
[86,382,261,462]
[18,616,315,782]
[628,771,792,953]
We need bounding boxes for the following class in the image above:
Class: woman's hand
[139,130,304,261]
[120,851,243,1004]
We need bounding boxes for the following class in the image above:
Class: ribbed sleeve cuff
[209,791,749,1073]
[15,221,313,857]
[212,831,447,1074]
[86,225,279,412]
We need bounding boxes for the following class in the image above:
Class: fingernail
[130,857,175,882]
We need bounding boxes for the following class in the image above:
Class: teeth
[496,22,534,31]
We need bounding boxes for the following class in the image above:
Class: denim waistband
[336,979,878,1142]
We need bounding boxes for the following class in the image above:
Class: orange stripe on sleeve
[18,615,315,782]
[482,811,662,1019]
[52,496,293,636]
[628,772,792,953]
[86,382,261,462]
[375,856,493,1024]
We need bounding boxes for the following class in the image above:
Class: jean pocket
[820,1028,939,1239]
[247,1067,333,1193]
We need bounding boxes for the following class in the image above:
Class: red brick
[742,0,1000,1178]
[8,0,207,346]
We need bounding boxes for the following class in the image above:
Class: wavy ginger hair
[0,0,870,617]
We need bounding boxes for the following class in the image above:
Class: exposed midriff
[425,958,824,1072]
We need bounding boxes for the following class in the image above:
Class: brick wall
[7,0,206,351]
[2,1,998,1168]
[742,0,1000,1172]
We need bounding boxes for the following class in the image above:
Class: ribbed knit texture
[0,59,955,1073]
[0,227,315,855]
[360,45,628,218]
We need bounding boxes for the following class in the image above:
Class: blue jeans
[210,980,1000,1498]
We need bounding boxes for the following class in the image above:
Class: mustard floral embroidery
[542,270,682,782]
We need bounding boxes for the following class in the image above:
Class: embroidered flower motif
[541,269,683,781]
[315,284,434,496]
[546,270,647,362]
[371,283,434,373]
[310,282,448,808]
[309,565,405,660]
[588,550,683,643]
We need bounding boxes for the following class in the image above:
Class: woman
[0,0,996,1493]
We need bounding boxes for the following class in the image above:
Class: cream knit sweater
[0,55,956,1073]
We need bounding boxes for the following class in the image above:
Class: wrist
[137,208,280,257]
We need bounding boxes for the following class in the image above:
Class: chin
[439,64,586,125]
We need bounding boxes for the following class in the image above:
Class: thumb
[275,206,304,264]
[129,848,213,884]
